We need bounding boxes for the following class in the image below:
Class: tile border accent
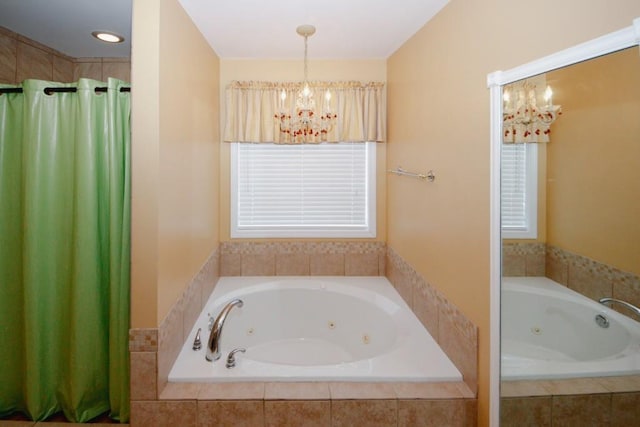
[220,241,386,255]
[502,242,546,256]
[129,329,158,352]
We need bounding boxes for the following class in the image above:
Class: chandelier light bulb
[544,86,553,105]
[503,90,510,109]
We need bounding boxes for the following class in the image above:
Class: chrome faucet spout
[599,297,640,318]
[206,298,243,361]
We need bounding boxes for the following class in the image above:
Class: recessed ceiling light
[91,31,124,44]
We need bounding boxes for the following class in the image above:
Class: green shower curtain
[0,78,130,423]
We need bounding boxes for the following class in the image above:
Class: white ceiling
[178,0,449,59]
[0,0,449,59]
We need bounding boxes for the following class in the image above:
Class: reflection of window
[501,143,537,239]
[231,142,376,238]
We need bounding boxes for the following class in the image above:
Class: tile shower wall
[129,241,479,426]
[0,26,130,85]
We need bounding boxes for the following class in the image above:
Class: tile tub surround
[130,241,479,425]
[219,241,387,277]
[386,247,479,395]
[158,248,220,395]
[500,247,640,424]
[0,26,130,85]
[500,376,640,426]
[501,242,546,277]
[130,248,220,401]
[129,381,476,427]
[545,245,640,312]
[502,242,640,320]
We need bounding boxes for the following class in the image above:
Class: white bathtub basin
[501,276,640,380]
[169,276,462,383]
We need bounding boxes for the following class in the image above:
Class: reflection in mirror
[500,47,640,425]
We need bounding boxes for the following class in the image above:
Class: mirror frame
[487,17,640,426]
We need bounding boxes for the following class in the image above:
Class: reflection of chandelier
[276,25,336,142]
[503,82,561,143]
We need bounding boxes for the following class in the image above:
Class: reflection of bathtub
[501,277,640,380]
[169,276,462,382]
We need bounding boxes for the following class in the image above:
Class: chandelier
[276,25,336,142]
[503,81,561,143]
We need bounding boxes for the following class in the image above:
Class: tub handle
[192,328,202,351]
[226,348,246,369]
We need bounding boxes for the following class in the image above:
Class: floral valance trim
[503,105,561,143]
[223,80,386,144]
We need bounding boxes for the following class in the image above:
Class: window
[501,143,537,239]
[231,142,376,238]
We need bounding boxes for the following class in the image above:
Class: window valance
[223,81,386,144]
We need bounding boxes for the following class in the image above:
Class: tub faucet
[206,298,243,361]
[599,297,640,318]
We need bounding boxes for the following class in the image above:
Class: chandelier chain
[303,35,308,84]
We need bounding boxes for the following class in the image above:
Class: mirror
[499,46,640,425]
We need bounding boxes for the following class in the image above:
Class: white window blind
[231,142,376,238]
[501,143,537,239]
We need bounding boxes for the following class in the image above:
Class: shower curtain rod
[0,87,131,95]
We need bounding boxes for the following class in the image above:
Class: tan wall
[219,59,387,241]
[0,26,130,84]
[131,0,220,327]
[387,1,640,425]
[546,47,640,275]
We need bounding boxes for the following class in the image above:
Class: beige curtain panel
[223,81,386,143]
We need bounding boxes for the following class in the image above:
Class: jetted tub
[501,276,640,380]
[169,276,462,382]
